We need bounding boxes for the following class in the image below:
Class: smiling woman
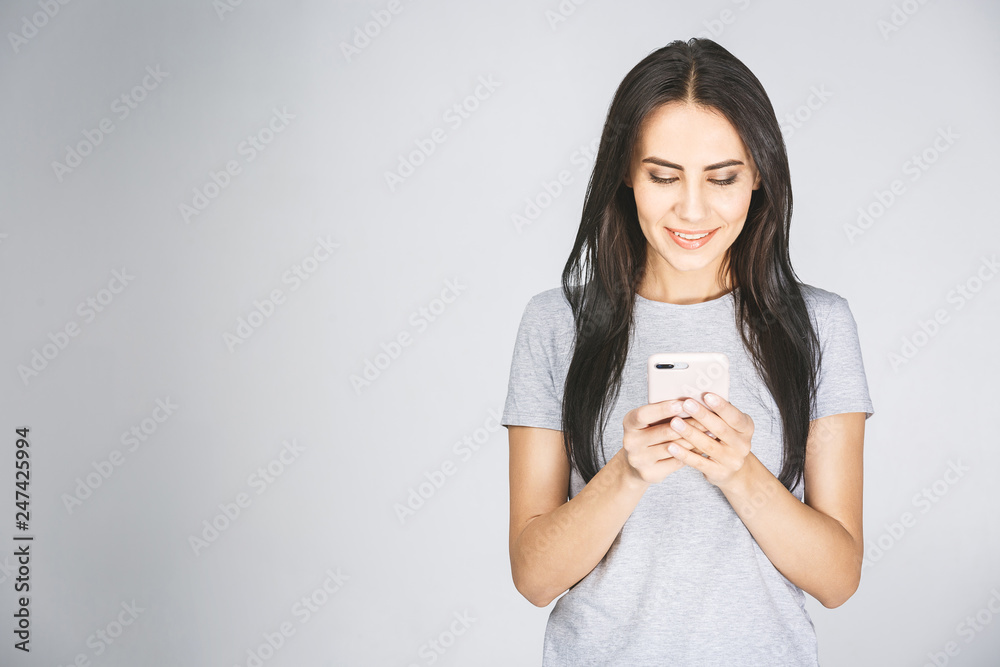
[501,38,875,665]
[625,103,762,298]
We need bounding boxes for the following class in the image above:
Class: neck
[637,272,733,305]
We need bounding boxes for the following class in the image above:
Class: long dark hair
[560,38,820,493]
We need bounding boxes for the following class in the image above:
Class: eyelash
[649,175,737,186]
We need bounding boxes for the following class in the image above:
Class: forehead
[634,103,749,163]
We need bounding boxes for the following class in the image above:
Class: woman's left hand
[665,393,755,490]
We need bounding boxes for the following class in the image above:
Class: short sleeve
[811,295,875,421]
[500,294,566,431]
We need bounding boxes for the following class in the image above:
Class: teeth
[673,231,709,240]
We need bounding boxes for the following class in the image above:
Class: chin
[661,253,713,272]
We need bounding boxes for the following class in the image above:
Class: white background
[1,0,998,665]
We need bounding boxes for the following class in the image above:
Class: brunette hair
[560,38,820,492]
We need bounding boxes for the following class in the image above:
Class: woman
[501,38,874,665]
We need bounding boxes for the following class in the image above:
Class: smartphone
[647,352,730,418]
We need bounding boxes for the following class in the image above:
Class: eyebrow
[640,157,744,171]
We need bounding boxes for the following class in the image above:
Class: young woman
[501,38,875,665]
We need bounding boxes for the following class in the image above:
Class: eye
[648,174,738,186]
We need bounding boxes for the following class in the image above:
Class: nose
[675,180,709,225]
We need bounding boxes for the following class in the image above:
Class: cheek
[633,184,672,221]
[715,189,754,221]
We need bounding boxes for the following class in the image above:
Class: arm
[507,425,649,607]
[721,411,865,608]
[668,401,866,608]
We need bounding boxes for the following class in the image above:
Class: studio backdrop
[1,0,998,665]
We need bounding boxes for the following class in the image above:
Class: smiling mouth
[664,226,719,249]
[666,228,714,240]
[670,230,710,240]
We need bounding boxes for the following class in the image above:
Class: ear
[624,169,633,189]
[752,170,762,190]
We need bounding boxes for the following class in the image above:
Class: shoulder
[796,284,865,353]
[515,287,576,348]
[526,286,572,309]
[798,283,850,326]
[521,286,574,325]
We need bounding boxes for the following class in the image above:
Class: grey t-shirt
[501,284,874,666]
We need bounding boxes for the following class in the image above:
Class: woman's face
[624,102,761,291]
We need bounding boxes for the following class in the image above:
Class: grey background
[1,0,998,665]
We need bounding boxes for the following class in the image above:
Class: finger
[667,440,716,472]
[676,396,737,445]
[637,421,687,448]
[662,435,706,458]
[629,399,684,429]
[651,455,686,473]
[669,415,725,461]
[682,416,712,435]
[626,425,675,464]
[641,417,711,454]
[699,393,752,436]
[643,421,714,460]
[629,437,683,469]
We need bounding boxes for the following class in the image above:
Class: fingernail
[683,399,699,413]
[668,444,681,455]
[671,417,686,431]
[705,393,720,406]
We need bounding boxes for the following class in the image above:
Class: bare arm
[666,398,866,608]
[508,426,651,606]
[720,412,866,608]
[507,401,689,607]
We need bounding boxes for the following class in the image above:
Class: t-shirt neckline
[634,286,738,310]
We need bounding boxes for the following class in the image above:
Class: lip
[665,227,719,250]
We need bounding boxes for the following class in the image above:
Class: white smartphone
[647,352,730,419]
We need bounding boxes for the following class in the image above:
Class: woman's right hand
[621,400,711,485]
